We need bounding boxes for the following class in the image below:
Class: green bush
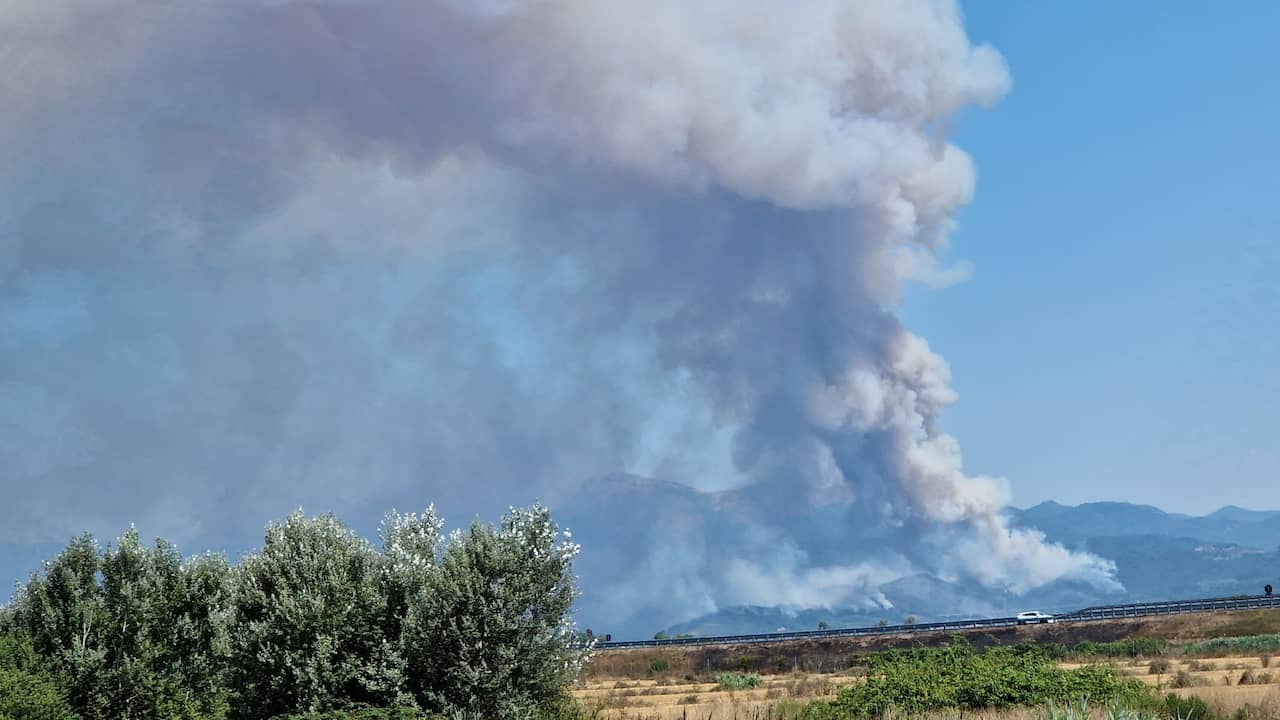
[715,673,762,690]
[0,667,79,720]
[648,659,669,674]
[0,631,78,719]
[817,640,1144,717]
[1034,642,1070,659]
[1182,634,1280,656]
[1073,637,1168,658]
[1128,693,1217,720]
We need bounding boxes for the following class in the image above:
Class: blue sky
[904,2,1280,513]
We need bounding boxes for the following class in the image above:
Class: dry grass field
[583,610,1280,681]
[573,662,1280,719]
[572,672,848,720]
[576,609,1280,719]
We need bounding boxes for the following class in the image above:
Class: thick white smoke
[0,0,1118,629]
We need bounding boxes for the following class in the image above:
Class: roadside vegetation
[1182,635,1280,656]
[0,505,588,720]
[580,626,1280,720]
[803,641,1145,718]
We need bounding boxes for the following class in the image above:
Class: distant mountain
[651,499,1280,639]
[1010,501,1280,549]
[8,484,1278,642]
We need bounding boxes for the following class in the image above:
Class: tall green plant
[229,511,401,719]
[8,530,232,719]
[4,504,590,720]
[401,505,588,718]
[0,630,79,719]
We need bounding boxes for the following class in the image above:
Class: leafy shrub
[648,659,669,674]
[818,641,1144,717]
[1073,638,1168,658]
[1148,658,1171,674]
[1182,634,1280,656]
[0,667,79,720]
[715,673,762,690]
[0,632,45,676]
[1158,693,1217,720]
[1036,642,1069,660]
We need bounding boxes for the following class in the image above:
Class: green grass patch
[1072,637,1169,658]
[803,640,1145,718]
[1181,634,1280,656]
[714,672,762,690]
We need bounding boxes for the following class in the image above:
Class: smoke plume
[0,0,1118,630]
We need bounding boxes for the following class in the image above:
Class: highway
[592,593,1280,649]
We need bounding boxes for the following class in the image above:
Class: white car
[1016,611,1056,625]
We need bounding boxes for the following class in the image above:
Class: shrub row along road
[596,594,1280,649]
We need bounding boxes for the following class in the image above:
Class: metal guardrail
[591,593,1280,649]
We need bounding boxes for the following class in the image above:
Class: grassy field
[584,610,1280,680]
[574,660,1280,719]
[573,672,847,719]
[577,609,1280,719]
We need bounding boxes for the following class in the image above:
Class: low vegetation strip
[714,672,763,690]
[1182,634,1280,656]
[1071,637,1170,657]
[803,642,1145,718]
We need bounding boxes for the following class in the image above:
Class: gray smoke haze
[0,0,1119,630]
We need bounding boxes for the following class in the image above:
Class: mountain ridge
[608,490,1280,639]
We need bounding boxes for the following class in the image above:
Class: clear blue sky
[904,2,1280,513]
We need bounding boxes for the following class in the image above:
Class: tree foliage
[0,631,79,720]
[2,504,587,720]
[229,512,401,718]
[402,506,587,717]
[7,530,232,719]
